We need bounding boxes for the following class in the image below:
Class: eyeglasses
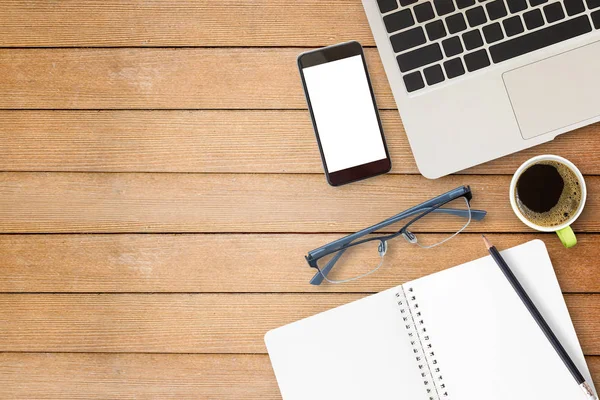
[305,186,487,285]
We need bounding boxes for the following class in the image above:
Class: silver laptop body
[363,0,600,178]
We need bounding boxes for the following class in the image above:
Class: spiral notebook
[265,240,596,399]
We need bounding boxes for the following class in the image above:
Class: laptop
[362,0,600,178]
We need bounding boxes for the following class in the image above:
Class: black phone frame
[297,41,392,186]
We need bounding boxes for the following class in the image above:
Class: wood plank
[0,294,598,354]
[1,234,599,293]
[1,173,599,233]
[0,0,374,47]
[0,353,279,400]
[0,48,392,109]
[0,353,597,399]
[2,110,599,175]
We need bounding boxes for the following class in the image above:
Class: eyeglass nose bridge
[402,230,418,244]
[378,240,388,257]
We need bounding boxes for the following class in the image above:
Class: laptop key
[489,15,592,63]
[414,2,436,22]
[390,27,427,52]
[424,64,445,85]
[443,58,466,78]
[397,43,444,72]
[463,29,484,50]
[434,0,456,16]
[507,0,528,13]
[425,20,447,40]
[466,6,488,27]
[486,0,508,20]
[544,3,565,23]
[483,22,504,43]
[564,0,585,15]
[400,0,419,6]
[523,9,545,29]
[530,0,548,5]
[378,0,399,14]
[503,16,525,36]
[384,9,415,33]
[464,49,491,71]
[446,13,468,33]
[442,36,464,56]
[403,71,425,92]
[586,0,600,8]
[592,10,600,27]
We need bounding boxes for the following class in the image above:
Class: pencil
[482,235,596,400]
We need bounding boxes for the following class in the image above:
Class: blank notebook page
[410,239,595,399]
[265,287,428,400]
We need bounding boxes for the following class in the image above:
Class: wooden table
[0,1,598,398]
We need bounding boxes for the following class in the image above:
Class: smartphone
[298,41,391,186]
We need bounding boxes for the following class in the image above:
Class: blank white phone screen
[303,55,387,173]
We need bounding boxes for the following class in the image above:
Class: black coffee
[515,161,582,228]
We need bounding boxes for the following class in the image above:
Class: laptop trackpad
[503,41,600,139]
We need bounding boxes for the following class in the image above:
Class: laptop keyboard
[377,0,600,93]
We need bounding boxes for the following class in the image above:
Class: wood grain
[1,234,599,293]
[1,172,599,233]
[0,294,598,354]
[0,48,391,109]
[2,110,600,174]
[0,0,374,47]
[0,353,597,399]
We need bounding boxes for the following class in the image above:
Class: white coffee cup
[509,155,586,248]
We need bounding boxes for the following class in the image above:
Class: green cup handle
[556,226,577,248]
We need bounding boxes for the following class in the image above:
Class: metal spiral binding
[396,287,449,400]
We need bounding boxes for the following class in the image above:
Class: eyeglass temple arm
[309,248,347,286]
[309,186,473,261]
[308,207,486,285]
